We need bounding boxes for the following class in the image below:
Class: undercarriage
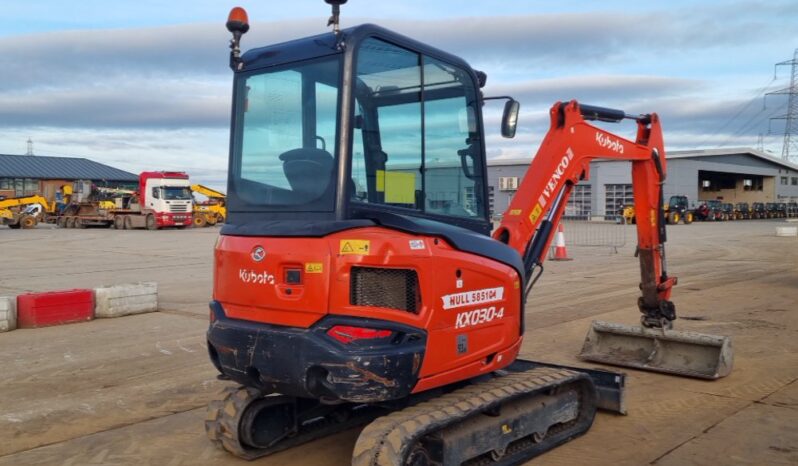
[205,362,624,465]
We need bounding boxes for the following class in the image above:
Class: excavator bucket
[579,321,733,380]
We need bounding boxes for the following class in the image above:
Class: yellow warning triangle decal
[341,242,354,252]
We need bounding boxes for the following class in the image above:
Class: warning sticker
[528,204,543,225]
[508,209,522,216]
[339,240,370,255]
[305,262,323,273]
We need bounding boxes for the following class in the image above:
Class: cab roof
[240,23,475,74]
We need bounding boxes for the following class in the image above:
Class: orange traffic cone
[551,223,572,261]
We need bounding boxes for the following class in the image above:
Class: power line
[698,75,777,146]
[767,48,798,163]
[717,100,786,148]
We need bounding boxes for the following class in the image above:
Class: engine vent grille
[350,267,419,313]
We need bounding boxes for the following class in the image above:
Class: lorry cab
[137,171,193,227]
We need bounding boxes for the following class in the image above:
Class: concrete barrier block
[0,296,16,332]
[776,226,798,237]
[94,282,158,318]
[17,289,94,328]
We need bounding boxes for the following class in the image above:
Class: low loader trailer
[59,171,193,230]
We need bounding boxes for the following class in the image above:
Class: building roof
[486,148,798,171]
[0,154,138,182]
[668,147,798,171]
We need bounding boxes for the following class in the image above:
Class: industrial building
[0,154,137,201]
[488,148,798,218]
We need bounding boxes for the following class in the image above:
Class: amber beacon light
[226,7,250,70]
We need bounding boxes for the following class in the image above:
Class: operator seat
[279,148,334,200]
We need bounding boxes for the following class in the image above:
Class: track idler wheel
[239,396,296,448]
[206,386,296,458]
[207,385,387,461]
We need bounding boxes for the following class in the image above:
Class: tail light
[327,325,393,344]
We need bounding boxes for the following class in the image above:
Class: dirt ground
[0,221,796,465]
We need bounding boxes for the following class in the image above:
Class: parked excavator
[205,3,733,465]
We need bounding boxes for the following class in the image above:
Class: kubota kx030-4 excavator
[206,4,732,464]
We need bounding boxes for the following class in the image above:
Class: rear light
[209,308,216,323]
[327,325,392,344]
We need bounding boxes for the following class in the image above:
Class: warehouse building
[487,148,798,219]
[0,154,137,201]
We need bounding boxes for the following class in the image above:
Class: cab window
[351,38,485,219]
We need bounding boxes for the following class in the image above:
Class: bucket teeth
[579,320,733,380]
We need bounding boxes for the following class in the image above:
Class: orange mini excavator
[206,3,732,464]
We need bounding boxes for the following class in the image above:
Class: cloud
[0,0,795,163]
[0,126,230,189]
[484,75,705,107]
[2,2,795,91]
[0,78,228,128]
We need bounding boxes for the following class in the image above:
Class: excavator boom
[494,101,732,379]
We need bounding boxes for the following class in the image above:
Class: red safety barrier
[17,289,94,328]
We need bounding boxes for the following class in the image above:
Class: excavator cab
[217,17,538,405]
[226,23,516,236]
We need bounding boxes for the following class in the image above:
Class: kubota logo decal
[441,287,504,310]
[596,132,624,154]
[239,269,275,285]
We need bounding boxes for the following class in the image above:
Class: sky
[0,0,796,188]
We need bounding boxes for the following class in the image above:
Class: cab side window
[351,38,485,219]
[353,39,422,208]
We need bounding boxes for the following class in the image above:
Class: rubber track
[206,386,386,460]
[205,385,262,459]
[351,366,591,466]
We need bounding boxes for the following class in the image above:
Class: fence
[490,212,628,253]
[558,212,627,253]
